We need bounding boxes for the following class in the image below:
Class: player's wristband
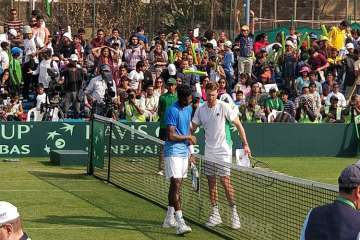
[188,145,195,154]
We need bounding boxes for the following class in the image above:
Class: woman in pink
[253,33,269,55]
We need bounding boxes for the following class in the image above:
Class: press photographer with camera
[124,88,146,122]
[84,64,117,118]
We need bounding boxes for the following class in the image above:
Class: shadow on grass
[28,170,175,239]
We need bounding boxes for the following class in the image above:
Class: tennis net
[88,115,338,240]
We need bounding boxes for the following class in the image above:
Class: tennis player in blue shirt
[162,84,196,235]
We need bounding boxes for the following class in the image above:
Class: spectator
[35,15,50,45]
[4,8,23,33]
[59,54,85,118]
[281,90,295,117]
[0,201,31,240]
[107,28,126,50]
[265,88,283,116]
[9,47,23,96]
[176,59,198,92]
[135,25,149,50]
[5,95,23,121]
[30,48,59,90]
[0,70,10,96]
[295,86,317,123]
[350,95,360,122]
[309,82,322,119]
[295,66,311,95]
[91,29,107,48]
[307,48,329,81]
[328,20,349,51]
[239,96,264,122]
[207,55,225,83]
[124,89,146,122]
[128,60,145,94]
[59,32,75,59]
[342,44,357,98]
[300,164,360,239]
[281,40,298,90]
[124,35,146,71]
[153,77,167,98]
[234,10,255,76]
[234,90,245,107]
[223,40,235,92]
[149,41,168,79]
[326,83,346,107]
[200,76,210,101]
[0,42,10,72]
[144,84,159,121]
[321,95,345,123]
[253,33,269,55]
[35,83,47,110]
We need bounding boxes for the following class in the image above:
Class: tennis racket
[249,156,271,169]
[191,162,200,192]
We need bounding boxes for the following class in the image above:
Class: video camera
[93,64,116,118]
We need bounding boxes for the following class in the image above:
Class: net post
[87,116,94,175]
[107,121,113,182]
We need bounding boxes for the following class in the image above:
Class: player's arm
[232,116,251,157]
[167,125,196,144]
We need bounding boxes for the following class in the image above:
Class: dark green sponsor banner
[0,122,88,157]
[0,122,358,157]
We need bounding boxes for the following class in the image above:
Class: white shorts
[204,155,232,177]
[164,156,188,179]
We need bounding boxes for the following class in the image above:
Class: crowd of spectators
[1,8,360,123]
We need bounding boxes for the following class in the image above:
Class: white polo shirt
[192,100,237,163]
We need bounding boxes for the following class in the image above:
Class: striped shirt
[4,19,23,33]
[283,100,295,117]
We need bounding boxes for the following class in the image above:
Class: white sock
[167,206,175,216]
[175,210,183,222]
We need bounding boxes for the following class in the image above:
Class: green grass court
[1,157,358,240]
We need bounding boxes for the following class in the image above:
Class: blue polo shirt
[164,102,192,158]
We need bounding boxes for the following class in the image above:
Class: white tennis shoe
[205,206,222,227]
[231,206,241,229]
[176,221,192,235]
[162,215,177,228]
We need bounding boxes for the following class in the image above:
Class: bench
[50,150,88,166]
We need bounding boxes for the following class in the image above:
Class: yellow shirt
[328,26,346,50]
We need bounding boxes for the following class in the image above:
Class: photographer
[59,54,84,118]
[84,64,117,117]
[124,89,146,122]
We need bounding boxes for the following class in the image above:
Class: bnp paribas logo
[43,123,75,154]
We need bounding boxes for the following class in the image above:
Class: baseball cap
[346,42,354,49]
[63,32,72,41]
[167,78,177,85]
[23,25,32,34]
[70,54,78,62]
[0,201,20,224]
[168,64,176,76]
[11,47,22,56]
[224,40,232,48]
[338,164,360,188]
[99,64,111,72]
[8,29,17,37]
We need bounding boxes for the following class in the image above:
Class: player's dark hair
[177,85,192,100]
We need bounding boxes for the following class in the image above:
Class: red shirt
[253,40,269,54]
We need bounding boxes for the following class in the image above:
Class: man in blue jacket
[300,164,360,240]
